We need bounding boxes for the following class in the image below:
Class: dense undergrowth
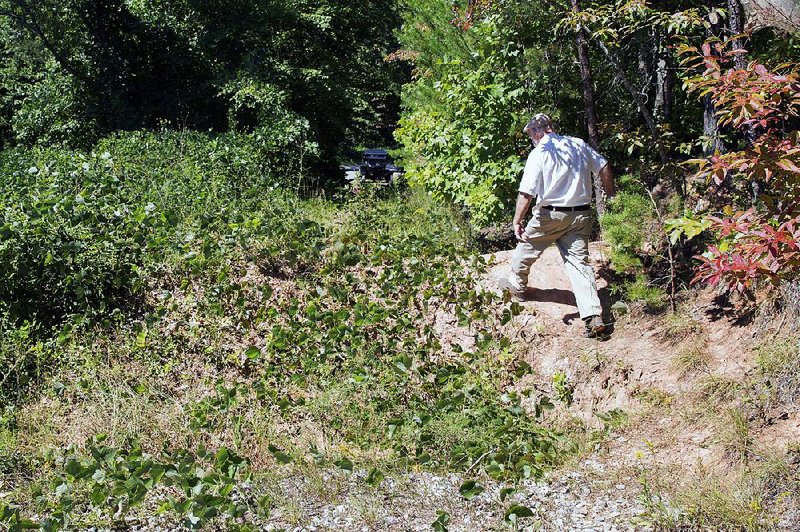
[0,132,573,529]
[2,130,798,530]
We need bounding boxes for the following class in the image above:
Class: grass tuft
[755,337,800,406]
[660,310,703,342]
[716,408,754,465]
[671,338,712,376]
[625,275,668,311]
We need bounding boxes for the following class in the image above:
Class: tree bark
[728,0,748,69]
[638,29,655,109]
[703,11,726,156]
[570,0,605,215]
[729,0,762,151]
[741,0,800,33]
[663,48,674,122]
[728,0,761,202]
[654,49,673,122]
[703,94,725,155]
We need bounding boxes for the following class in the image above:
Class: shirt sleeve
[518,151,542,196]
[585,143,608,174]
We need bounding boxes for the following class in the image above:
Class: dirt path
[473,244,800,528]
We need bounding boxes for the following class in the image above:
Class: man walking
[498,113,615,338]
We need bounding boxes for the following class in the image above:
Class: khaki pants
[510,208,602,319]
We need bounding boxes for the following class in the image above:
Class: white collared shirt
[518,133,608,207]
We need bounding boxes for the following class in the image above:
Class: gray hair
[523,113,553,133]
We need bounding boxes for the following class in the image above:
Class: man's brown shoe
[584,315,606,338]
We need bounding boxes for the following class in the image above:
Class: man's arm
[599,164,615,198]
[513,192,533,241]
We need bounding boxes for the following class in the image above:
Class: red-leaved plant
[677,40,800,291]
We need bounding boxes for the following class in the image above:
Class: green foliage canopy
[0,0,407,167]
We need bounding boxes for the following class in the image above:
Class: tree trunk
[597,41,670,164]
[570,0,605,215]
[703,12,726,156]
[741,0,800,33]
[729,0,761,150]
[728,0,748,70]
[729,0,761,202]
[638,30,655,110]
[664,50,674,122]
[654,32,674,123]
[703,94,725,155]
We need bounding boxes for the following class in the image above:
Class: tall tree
[570,0,605,215]
[703,7,726,155]
[0,0,407,163]
[728,0,748,69]
[653,32,674,122]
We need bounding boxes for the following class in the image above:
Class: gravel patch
[259,459,648,531]
[111,459,649,531]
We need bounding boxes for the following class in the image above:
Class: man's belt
[542,204,591,212]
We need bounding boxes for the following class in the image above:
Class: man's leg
[555,213,602,319]
[509,210,565,292]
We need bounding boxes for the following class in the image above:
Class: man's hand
[600,164,616,198]
[512,192,533,243]
[514,221,526,241]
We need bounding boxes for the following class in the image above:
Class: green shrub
[0,317,51,405]
[0,130,319,323]
[0,148,149,322]
[600,189,658,273]
[11,70,98,148]
[1,437,256,530]
[626,274,668,310]
[395,15,533,227]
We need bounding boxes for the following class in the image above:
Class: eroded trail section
[464,244,800,528]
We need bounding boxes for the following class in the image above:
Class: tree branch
[596,40,670,164]
[0,0,90,83]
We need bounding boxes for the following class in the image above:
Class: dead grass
[670,337,712,376]
[755,336,800,408]
[716,407,754,465]
[677,452,797,530]
[696,375,745,403]
[660,309,704,343]
[633,386,675,408]
[634,444,798,530]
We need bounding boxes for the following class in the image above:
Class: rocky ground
[260,460,646,531]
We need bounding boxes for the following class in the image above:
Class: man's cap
[524,113,553,132]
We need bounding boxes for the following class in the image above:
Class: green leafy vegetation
[1,0,799,529]
[0,0,405,163]
[0,131,320,326]
[600,189,659,273]
[621,275,668,311]
[0,136,575,528]
[395,11,534,227]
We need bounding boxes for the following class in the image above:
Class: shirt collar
[534,132,554,149]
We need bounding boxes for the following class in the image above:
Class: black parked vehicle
[341,149,404,185]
